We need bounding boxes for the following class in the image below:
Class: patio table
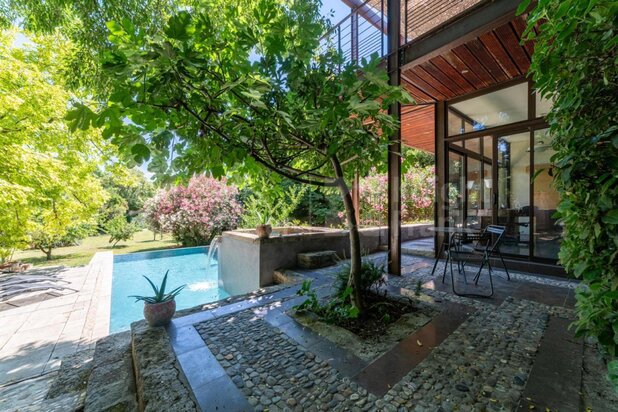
[428,226,481,278]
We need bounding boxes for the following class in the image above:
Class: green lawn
[13,230,181,268]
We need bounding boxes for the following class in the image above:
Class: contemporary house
[325,0,563,276]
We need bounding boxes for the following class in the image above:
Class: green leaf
[516,0,533,15]
[602,210,618,225]
[165,11,195,40]
[131,144,151,163]
[347,306,360,319]
[65,103,95,132]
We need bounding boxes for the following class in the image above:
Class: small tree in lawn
[73,0,412,312]
[105,215,139,247]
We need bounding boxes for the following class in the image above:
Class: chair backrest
[483,225,506,253]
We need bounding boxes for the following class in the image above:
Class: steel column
[435,101,447,258]
[387,0,401,275]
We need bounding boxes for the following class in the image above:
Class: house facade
[326,0,563,276]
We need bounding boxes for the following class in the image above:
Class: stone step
[84,331,138,412]
[26,348,95,412]
[131,321,198,411]
[297,250,338,269]
[517,315,584,411]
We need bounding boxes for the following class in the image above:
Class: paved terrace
[0,253,111,390]
[166,254,615,411]
[1,252,616,411]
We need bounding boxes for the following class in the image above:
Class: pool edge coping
[86,251,113,341]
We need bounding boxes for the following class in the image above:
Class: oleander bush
[144,175,242,246]
[359,166,434,226]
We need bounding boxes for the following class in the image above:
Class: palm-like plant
[130,270,185,304]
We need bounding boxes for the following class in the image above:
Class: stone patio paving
[0,252,111,388]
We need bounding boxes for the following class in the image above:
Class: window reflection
[448,83,528,136]
[533,129,562,259]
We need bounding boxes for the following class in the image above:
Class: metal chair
[445,225,508,298]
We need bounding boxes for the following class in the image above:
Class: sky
[321,1,352,24]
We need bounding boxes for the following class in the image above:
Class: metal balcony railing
[320,0,485,65]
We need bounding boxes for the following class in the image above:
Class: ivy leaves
[522,0,618,388]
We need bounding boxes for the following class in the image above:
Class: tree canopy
[71,0,412,310]
[0,0,181,92]
[0,31,108,260]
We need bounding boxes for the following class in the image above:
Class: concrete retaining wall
[218,223,433,295]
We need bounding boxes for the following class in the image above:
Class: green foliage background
[521,0,618,386]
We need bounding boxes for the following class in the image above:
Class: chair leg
[450,257,463,297]
[473,260,485,285]
[442,251,449,284]
[498,249,511,280]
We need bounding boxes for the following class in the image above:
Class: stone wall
[219,223,433,295]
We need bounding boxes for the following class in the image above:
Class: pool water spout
[207,236,221,267]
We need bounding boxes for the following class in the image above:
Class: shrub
[241,178,307,227]
[359,166,434,225]
[144,175,242,246]
[334,258,386,297]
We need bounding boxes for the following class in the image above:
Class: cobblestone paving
[386,298,547,412]
[196,310,379,411]
[196,293,558,411]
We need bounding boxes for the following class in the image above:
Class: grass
[12,229,181,268]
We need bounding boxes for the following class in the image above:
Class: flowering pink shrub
[359,166,434,226]
[143,175,242,245]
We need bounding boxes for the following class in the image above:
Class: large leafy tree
[0,31,107,260]
[0,0,182,92]
[74,0,411,311]
[520,0,618,386]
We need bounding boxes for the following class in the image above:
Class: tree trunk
[38,245,53,260]
[331,156,364,312]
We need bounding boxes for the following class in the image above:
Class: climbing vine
[519,0,618,387]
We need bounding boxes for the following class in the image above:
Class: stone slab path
[0,252,112,387]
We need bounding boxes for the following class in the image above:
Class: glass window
[533,129,562,259]
[447,152,464,227]
[535,93,553,118]
[448,83,528,135]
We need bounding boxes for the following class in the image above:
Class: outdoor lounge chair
[0,274,69,287]
[0,282,77,301]
[445,225,508,298]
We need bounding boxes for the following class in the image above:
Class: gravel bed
[195,296,552,411]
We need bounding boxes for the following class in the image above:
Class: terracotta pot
[256,224,272,239]
[143,300,176,327]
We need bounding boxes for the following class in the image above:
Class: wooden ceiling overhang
[398,0,534,153]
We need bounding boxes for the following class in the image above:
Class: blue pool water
[110,246,230,333]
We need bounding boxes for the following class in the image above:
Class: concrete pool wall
[218,224,433,295]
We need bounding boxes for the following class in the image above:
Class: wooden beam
[401,0,519,69]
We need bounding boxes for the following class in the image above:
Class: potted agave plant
[130,270,185,327]
[255,210,272,239]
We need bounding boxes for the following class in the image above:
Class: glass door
[496,132,531,257]
[447,136,493,229]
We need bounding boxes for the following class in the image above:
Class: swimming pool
[110,246,230,333]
